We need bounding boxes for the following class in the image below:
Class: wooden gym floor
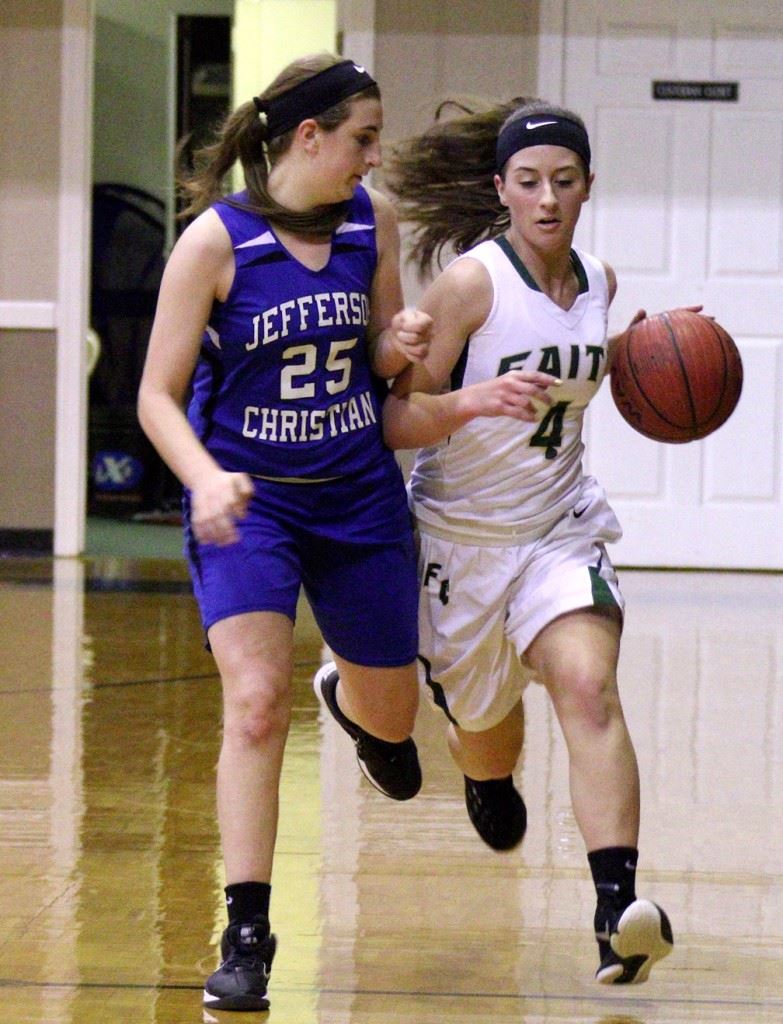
[0,548,781,1023]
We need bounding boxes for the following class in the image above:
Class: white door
[541,0,783,568]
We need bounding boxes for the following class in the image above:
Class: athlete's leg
[446,699,524,780]
[308,531,422,799]
[314,656,421,800]
[525,607,638,849]
[209,610,294,883]
[526,607,672,983]
[202,610,293,1010]
[333,656,418,743]
[446,702,527,851]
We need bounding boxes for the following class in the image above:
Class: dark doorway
[87,14,231,524]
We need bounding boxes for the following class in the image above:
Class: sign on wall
[652,81,739,101]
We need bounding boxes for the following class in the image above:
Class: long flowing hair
[384,97,586,274]
[177,52,380,235]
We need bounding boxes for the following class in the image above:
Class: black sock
[588,846,638,907]
[225,881,271,925]
[588,847,637,956]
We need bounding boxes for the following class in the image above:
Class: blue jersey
[187,185,395,479]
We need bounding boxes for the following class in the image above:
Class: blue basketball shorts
[183,469,419,668]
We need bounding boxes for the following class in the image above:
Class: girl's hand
[677,303,709,319]
[462,370,561,421]
[627,304,704,329]
[191,470,254,546]
[388,308,433,364]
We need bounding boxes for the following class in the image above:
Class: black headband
[496,114,591,172]
[255,60,377,141]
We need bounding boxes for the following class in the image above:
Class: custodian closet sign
[653,81,739,101]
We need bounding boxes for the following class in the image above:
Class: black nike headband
[254,60,377,141]
[496,114,591,173]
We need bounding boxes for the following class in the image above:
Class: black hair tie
[253,96,269,114]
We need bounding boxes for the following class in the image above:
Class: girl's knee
[550,666,622,731]
[226,700,290,747]
[223,673,293,746]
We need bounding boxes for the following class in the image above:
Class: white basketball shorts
[415,476,624,732]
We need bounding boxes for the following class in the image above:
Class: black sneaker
[464,774,527,851]
[313,661,421,800]
[203,915,277,1011]
[595,898,673,984]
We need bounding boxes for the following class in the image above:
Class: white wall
[373,1,540,305]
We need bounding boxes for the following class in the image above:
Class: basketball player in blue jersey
[138,54,431,1012]
[383,100,674,985]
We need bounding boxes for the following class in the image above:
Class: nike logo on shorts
[573,503,590,518]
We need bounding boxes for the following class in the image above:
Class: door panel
[558,0,783,567]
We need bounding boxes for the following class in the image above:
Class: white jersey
[410,237,611,544]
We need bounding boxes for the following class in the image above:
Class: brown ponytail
[177,52,380,235]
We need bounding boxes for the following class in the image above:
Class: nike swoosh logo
[353,64,366,73]
[573,503,590,518]
[526,119,558,130]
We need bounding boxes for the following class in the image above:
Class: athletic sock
[225,881,272,926]
[588,846,638,956]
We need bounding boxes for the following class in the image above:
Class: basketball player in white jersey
[383,99,673,985]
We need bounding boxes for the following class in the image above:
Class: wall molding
[339,0,376,73]
[537,0,566,103]
[54,0,93,557]
[0,302,57,330]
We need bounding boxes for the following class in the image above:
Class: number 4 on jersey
[530,401,570,459]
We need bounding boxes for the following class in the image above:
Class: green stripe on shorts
[589,565,619,608]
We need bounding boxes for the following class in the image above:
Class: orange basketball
[610,309,743,443]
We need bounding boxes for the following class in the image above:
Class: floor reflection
[0,559,780,1022]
